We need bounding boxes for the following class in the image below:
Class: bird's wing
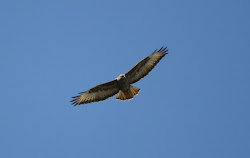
[71,79,119,106]
[125,47,168,84]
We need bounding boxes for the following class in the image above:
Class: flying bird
[71,47,168,106]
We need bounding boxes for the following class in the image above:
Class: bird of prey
[71,47,168,106]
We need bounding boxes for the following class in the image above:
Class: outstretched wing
[125,47,168,84]
[71,80,119,106]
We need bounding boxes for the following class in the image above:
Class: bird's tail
[116,86,140,101]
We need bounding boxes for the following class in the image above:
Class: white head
[117,74,126,80]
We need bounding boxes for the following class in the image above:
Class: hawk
[71,47,168,106]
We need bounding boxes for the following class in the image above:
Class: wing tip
[153,46,168,55]
[70,95,80,106]
[70,91,85,106]
[159,46,168,54]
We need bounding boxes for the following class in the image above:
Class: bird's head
[117,74,126,80]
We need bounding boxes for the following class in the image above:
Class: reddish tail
[116,86,140,101]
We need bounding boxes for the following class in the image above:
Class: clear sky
[0,0,249,158]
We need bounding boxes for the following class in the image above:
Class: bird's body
[116,74,129,91]
[116,74,140,101]
[71,47,168,106]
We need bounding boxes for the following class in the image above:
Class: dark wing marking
[71,80,119,106]
[125,47,168,84]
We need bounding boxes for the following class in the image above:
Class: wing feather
[71,80,119,106]
[125,47,168,84]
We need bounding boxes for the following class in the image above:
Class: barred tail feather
[116,86,140,101]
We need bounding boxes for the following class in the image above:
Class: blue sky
[0,0,249,157]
